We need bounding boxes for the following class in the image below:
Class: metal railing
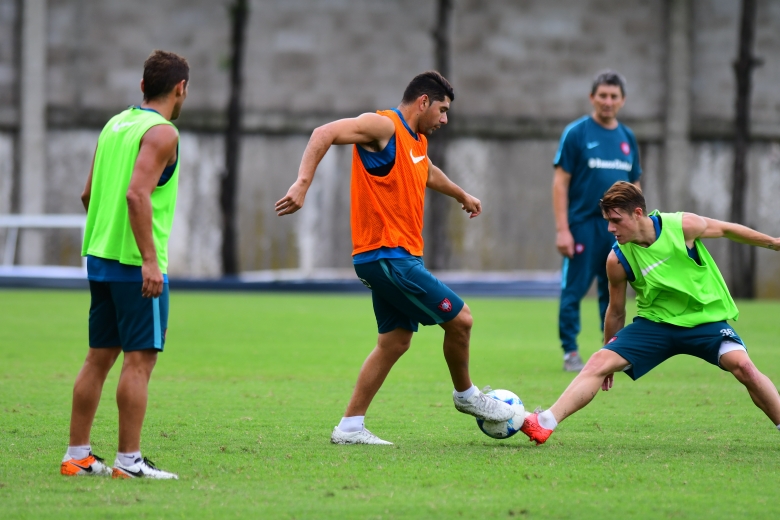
[0,214,86,267]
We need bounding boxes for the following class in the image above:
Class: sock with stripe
[67,445,91,460]
[453,384,478,402]
[117,451,142,467]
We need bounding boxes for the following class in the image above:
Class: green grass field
[1,289,779,519]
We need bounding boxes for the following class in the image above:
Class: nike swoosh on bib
[586,141,599,149]
[112,122,136,132]
[410,150,426,164]
[640,257,671,277]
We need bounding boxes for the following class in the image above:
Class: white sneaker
[60,452,112,476]
[330,427,393,445]
[112,457,178,480]
[453,390,515,422]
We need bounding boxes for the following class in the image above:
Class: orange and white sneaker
[112,457,178,480]
[519,413,554,445]
[61,452,112,476]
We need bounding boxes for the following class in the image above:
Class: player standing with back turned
[553,70,642,372]
[276,72,514,445]
[60,50,188,479]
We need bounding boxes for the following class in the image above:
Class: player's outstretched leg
[521,349,630,445]
[442,304,514,422]
[111,349,177,479]
[61,347,121,476]
[719,350,780,429]
[331,328,413,445]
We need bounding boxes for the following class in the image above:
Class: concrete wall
[3,0,780,295]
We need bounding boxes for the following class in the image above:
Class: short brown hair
[143,50,189,101]
[599,181,646,216]
[402,71,455,104]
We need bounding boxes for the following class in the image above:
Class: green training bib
[82,107,179,273]
[617,211,738,327]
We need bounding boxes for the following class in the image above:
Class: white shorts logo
[720,328,736,338]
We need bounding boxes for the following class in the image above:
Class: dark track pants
[558,216,615,353]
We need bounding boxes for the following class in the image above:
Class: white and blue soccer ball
[476,389,526,439]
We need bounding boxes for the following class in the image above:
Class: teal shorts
[88,281,169,352]
[603,317,745,380]
[354,257,464,334]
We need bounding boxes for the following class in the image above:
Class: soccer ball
[476,389,526,439]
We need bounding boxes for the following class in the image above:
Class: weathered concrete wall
[2,0,780,296]
[0,0,16,126]
[692,0,780,135]
[452,0,666,121]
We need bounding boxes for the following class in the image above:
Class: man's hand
[601,373,614,391]
[141,260,164,298]
[275,180,309,216]
[770,237,780,251]
[459,194,482,218]
[556,229,575,258]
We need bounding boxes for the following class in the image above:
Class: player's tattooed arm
[682,213,780,251]
[426,161,482,218]
[276,114,395,216]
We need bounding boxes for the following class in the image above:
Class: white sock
[117,451,142,466]
[338,416,364,433]
[564,351,578,361]
[66,445,91,460]
[538,410,558,431]
[453,384,478,401]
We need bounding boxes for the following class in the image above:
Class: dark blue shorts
[354,257,464,334]
[89,281,169,352]
[603,317,745,380]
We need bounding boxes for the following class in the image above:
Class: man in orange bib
[276,71,514,444]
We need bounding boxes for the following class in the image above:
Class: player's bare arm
[681,213,780,250]
[600,251,629,391]
[127,124,179,298]
[552,166,574,258]
[426,160,481,218]
[276,113,395,216]
[80,147,97,211]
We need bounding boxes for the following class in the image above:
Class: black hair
[143,50,190,101]
[401,71,454,104]
[591,69,626,97]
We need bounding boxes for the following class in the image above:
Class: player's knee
[123,349,158,374]
[730,358,760,385]
[581,350,620,377]
[85,348,121,373]
[450,304,473,333]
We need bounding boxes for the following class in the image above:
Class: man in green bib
[521,181,780,445]
[60,51,188,479]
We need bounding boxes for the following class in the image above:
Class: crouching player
[521,181,780,444]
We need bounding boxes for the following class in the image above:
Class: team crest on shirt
[438,298,453,312]
[575,243,585,254]
[621,142,630,155]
